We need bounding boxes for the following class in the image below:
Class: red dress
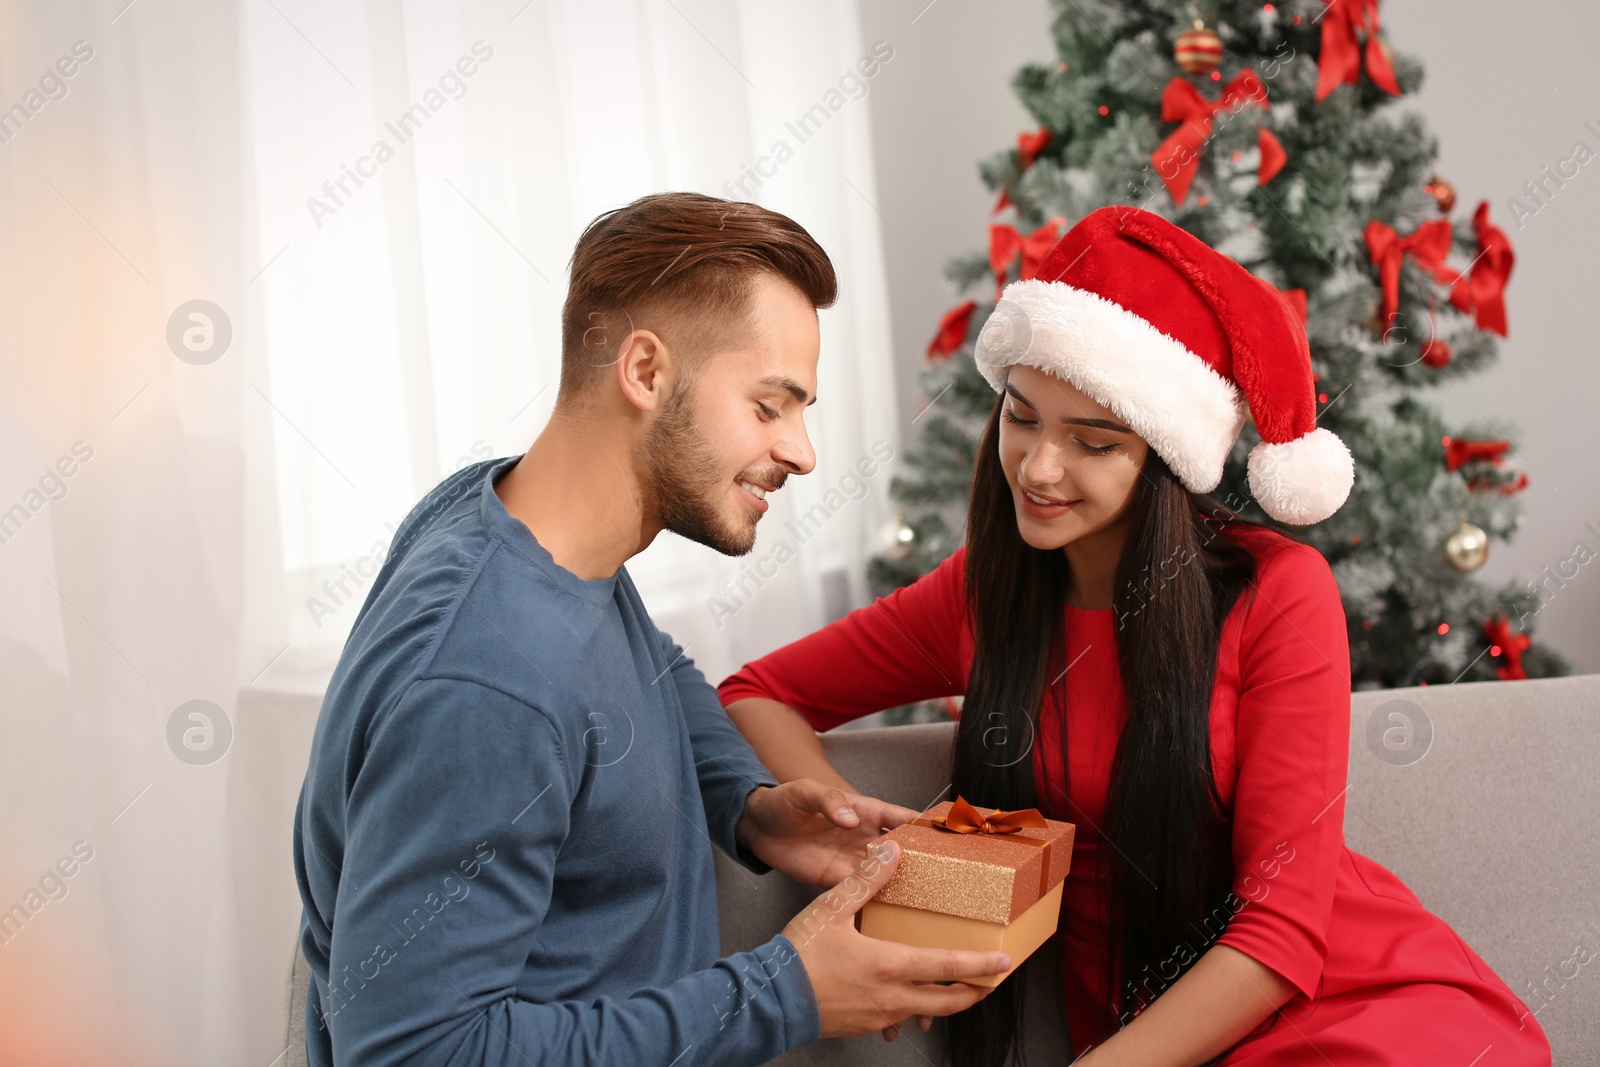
[718,528,1551,1064]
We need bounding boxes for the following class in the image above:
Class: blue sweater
[293,457,821,1066]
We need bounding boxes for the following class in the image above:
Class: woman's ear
[615,328,674,413]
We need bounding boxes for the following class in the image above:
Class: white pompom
[1247,427,1355,525]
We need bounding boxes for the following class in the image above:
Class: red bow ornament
[1279,286,1308,327]
[1482,614,1531,680]
[1151,70,1286,206]
[1447,201,1514,337]
[1363,217,1462,327]
[1315,0,1401,102]
[989,219,1067,298]
[1017,128,1052,169]
[1443,436,1509,472]
[1466,471,1529,495]
[994,128,1054,214]
[926,300,978,361]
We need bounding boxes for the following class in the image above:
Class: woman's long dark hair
[944,398,1279,1067]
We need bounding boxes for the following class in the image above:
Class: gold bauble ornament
[1426,174,1456,214]
[1444,520,1489,571]
[878,513,917,561]
[1175,20,1223,75]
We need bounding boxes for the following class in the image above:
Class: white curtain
[0,1,898,1063]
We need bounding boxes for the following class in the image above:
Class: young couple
[293,193,1550,1066]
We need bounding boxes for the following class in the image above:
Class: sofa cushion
[1346,675,1600,1062]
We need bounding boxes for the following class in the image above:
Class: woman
[718,208,1550,1066]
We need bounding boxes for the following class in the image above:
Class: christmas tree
[870,0,1570,713]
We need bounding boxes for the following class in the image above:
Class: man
[292,192,1011,1066]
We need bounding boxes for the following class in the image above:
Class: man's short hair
[559,193,837,403]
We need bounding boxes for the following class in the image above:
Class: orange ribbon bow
[1151,70,1286,206]
[920,796,1048,835]
[1315,0,1401,102]
[911,797,1057,896]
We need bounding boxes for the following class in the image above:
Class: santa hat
[973,206,1353,525]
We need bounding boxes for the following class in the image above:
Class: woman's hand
[735,779,921,887]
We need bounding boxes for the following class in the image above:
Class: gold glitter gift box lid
[871,799,1074,925]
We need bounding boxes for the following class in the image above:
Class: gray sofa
[286,673,1600,1064]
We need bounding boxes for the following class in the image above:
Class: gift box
[859,797,1074,988]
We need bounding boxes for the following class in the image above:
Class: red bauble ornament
[1419,335,1452,368]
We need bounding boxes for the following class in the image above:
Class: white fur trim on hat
[974,278,1247,493]
[1247,427,1355,525]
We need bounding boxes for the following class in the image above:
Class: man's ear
[616,328,676,413]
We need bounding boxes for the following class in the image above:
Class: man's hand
[735,779,920,887]
[784,840,1010,1040]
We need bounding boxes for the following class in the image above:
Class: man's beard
[639,387,770,557]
